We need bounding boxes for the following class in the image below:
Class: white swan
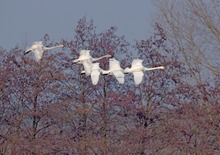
[73,50,111,76]
[124,59,165,85]
[23,41,63,62]
[102,58,125,84]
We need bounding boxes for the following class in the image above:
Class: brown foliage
[0,17,219,154]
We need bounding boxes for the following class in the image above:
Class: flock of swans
[24,41,165,85]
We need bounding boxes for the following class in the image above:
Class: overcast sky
[0,0,155,50]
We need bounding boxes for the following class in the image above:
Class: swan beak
[72,59,78,63]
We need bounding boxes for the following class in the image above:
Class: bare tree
[154,0,220,82]
[153,1,220,154]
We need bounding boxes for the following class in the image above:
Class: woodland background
[0,1,220,154]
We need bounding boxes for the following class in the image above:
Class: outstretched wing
[109,58,120,69]
[91,70,100,85]
[133,71,144,85]
[132,59,143,68]
[112,70,125,84]
[23,47,33,55]
[32,41,43,46]
[79,50,90,56]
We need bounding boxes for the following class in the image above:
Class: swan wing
[109,58,123,71]
[91,69,100,85]
[112,70,125,84]
[80,50,90,56]
[132,59,143,68]
[110,63,121,70]
[82,60,93,76]
[78,52,92,61]
[85,50,91,56]
[24,47,33,55]
[133,71,144,85]
[32,41,43,46]
[109,58,119,67]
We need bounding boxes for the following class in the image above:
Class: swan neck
[44,45,63,50]
[93,55,110,61]
[144,66,165,71]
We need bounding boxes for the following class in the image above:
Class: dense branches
[0,16,219,154]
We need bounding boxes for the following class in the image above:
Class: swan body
[124,59,165,85]
[23,41,63,62]
[102,58,125,84]
[73,50,111,76]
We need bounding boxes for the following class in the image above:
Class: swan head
[124,67,130,73]
[105,54,112,58]
[58,44,64,48]
[159,66,165,69]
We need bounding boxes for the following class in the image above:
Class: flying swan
[23,41,63,62]
[124,59,165,85]
[102,58,125,84]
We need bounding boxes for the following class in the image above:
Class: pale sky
[0,0,155,50]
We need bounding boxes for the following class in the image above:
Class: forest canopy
[0,3,220,153]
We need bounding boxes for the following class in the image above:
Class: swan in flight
[102,58,125,84]
[124,59,165,85]
[90,63,104,85]
[23,41,63,62]
[73,50,111,76]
